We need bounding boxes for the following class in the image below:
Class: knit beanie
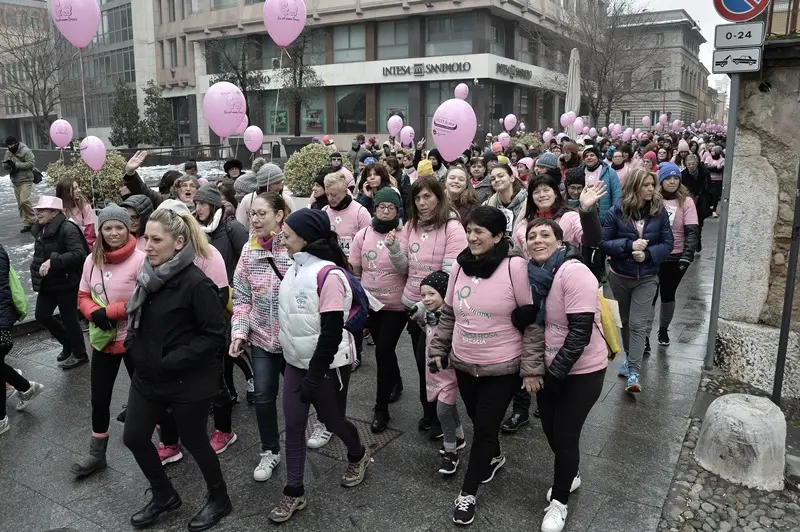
[428,148,442,163]
[658,162,682,184]
[491,142,503,154]
[285,208,331,243]
[536,152,559,170]
[97,203,132,232]
[563,141,579,154]
[421,270,449,299]
[564,166,586,188]
[518,157,534,170]
[194,183,223,208]
[677,139,690,153]
[256,162,285,189]
[373,187,400,208]
[582,146,601,160]
[417,160,434,177]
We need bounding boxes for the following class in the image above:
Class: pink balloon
[519,123,526,131]
[589,127,597,137]
[503,114,517,131]
[51,0,101,49]
[559,113,574,128]
[659,114,668,125]
[601,127,608,135]
[263,0,307,48]
[613,124,622,135]
[235,115,249,136]
[387,114,403,137]
[400,125,415,146]
[498,132,510,148]
[203,82,246,139]
[542,131,553,143]
[622,130,632,142]
[642,116,651,127]
[431,98,477,163]
[49,119,73,149]
[573,117,584,132]
[454,83,469,100]
[244,126,264,152]
[499,118,504,125]
[79,135,106,172]
[634,128,641,136]
[655,123,664,132]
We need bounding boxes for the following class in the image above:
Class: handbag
[89,266,118,351]
[597,289,622,360]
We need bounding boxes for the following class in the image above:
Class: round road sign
[713,0,772,23]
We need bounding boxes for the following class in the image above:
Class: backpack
[56,218,91,257]
[9,265,27,321]
[316,265,369,334]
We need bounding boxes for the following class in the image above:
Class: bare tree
[203,36,269,119]
[0,14,82,147]
[525,0,660,126]
[275,28,326,137]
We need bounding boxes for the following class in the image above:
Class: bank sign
[382,62,472,77]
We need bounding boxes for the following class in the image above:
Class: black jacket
[682,166,713,221]
[209,219,249,283]
[126,264,227,403]
[0,244,17,329]
[123,171,166,210]
[30,214,88,293]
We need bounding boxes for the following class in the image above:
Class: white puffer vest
[278,252,354,370]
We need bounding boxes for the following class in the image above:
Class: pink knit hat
[34,196,63,211]
[677,139,690,153]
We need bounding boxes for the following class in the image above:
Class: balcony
[768,0,799,37]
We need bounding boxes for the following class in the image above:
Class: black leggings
[407,319,438,426]
[652,260,687,304]
[223,351,252,397]
[123,385,224,493]
[1,340,31,418]
[537,369,605,505]
[91,349,134,433]
[35,287,86,356]
[161,367,231,441]
[371,310,407,406]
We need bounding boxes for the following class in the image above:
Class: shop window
[302,93,326,135]
[377,21,409,60]
[379,84,409,125]
[211,0,237,10]
[490,21,505,57]
[333,25,366,63]
[336,86,366,133]
[426,13,473,56]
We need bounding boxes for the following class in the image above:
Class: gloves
[298,369,325,404]
[91,308,115,331]
[406,301,426,325]
[678,259,691,271]
[3,160,14,171]
[511,304,539,333]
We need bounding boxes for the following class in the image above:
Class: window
[520,90,528,114]
[301,93,326,135]
[167,0,176,21]
[160,41,166,69]
[91,4,134,47]
[333,25,366,63]
[302,31,326,65]
[377,21,409,60]
[180,0,185,19]
[211,0,237,9]
[490,21,505,57]
[518,34,539,65]
[653,70,662,90]
[335,86,366,133]
[655,33,664,46]
[156,0,162,24]
[379,84,409,125]
[168,39,178,68]
[426,13,474,56]
[181,36,188,66]
[621,110,630,127]
[650,110,659,126]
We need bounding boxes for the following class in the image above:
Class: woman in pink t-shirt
[56,177,96,247]
[525,218,608,532]
[427,206,544,526]
[349,188,407,433]
[387,176,467,439]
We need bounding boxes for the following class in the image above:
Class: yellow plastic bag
[598,290,622,360]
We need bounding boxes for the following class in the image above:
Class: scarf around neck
[528,246,567,324]
[200,208,223,234]
[457,237,510,279]
[585,160,601,172]
[330,194,353,211]
[126,242,197,331]
[371,216,398,234]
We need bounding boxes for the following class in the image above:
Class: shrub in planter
[283,143,354,197]
[45,150,127,207]
[509,133,542,152]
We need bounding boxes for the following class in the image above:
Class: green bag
[9,265,27,321]
[89,284,117,351]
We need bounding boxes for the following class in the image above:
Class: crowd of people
[0,125,722,532]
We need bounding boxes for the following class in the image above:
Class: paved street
[0,185,719,532]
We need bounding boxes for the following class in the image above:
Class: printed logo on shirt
[459,331,498,345]
[455,280,492,325]
[665,205,678,227]
[499,207,514,235]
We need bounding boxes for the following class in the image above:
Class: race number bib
[665,205,678,227]
[499,207,514,236]
[339,236,353,257]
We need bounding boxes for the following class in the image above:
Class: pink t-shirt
[425,320,458,404]
[584,166,601,186]
[663,196,698,255]
[323,201,371,258]
[544,260,608,375]
[615,163,631,187]
[67,203,96,247]
[514,210,585,255]
[444,256,532,365]
[319,273,347,312]
[194,246,229,288]
[404,219,468,303]
[349,225,408,311]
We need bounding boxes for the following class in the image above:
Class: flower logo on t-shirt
[456,279,492,325]
[365,249,378,269]
[335,216,342,225]
[376,240,385,249]
[471,276,480,284]
[420,233,429,241]
[104,271,113,281]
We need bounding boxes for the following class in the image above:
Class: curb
[12,318,46,337]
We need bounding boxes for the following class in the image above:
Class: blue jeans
[251,346,283,454]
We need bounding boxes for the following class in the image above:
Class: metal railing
[767,0,800,36]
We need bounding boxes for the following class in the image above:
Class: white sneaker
[541,500,568,532]
[5,369,22,400]
[254,450,281,482]
[307,422,332,449]
[546,473,581,501]
[16,382,43,411]
[0,416,9,435]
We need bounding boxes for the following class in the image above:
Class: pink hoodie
[323,200,370,258]
[350,225,407,311]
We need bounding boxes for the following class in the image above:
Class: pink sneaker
[210,430,238,454]
[156,443,183,465]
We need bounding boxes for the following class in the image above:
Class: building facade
[605,10,709,129]
[152,0,587,149]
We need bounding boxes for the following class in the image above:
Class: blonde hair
[148,208,211,260]
[447,165,478,206]
[170,174,199,199]
[658,181,690,208]
[621,168,664,220]
[323,171,347,189]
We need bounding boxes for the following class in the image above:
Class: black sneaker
[418,417,431,432]
[658,328,670,346]
[439,436,466,455]
[429,423,444,441]
[438,452,459,475]
[388,380,403,403]
[481,452,506,484]
[59,353,88,370]
[643,337,651,355]
[500,413,529,434]
[533,408,541,418]
[56,348,70,363]
[453,492,476,525]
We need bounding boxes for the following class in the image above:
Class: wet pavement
[0,197,720,531]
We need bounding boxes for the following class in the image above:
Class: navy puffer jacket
[600,203,674,279]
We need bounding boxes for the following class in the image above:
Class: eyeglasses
[248,210,273,220]
[376,204,397,212]
[567,185,584,193]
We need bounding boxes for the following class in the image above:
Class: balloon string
[78,49,96,205]
[270,50,285,162]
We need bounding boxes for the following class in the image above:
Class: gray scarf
[126,242,197,331]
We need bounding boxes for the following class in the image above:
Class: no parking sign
[713,0,771,22]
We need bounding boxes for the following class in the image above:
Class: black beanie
[564,166,586,188]
[421,270,449,299]
[582,146,601,160]
[286,208,331,243]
